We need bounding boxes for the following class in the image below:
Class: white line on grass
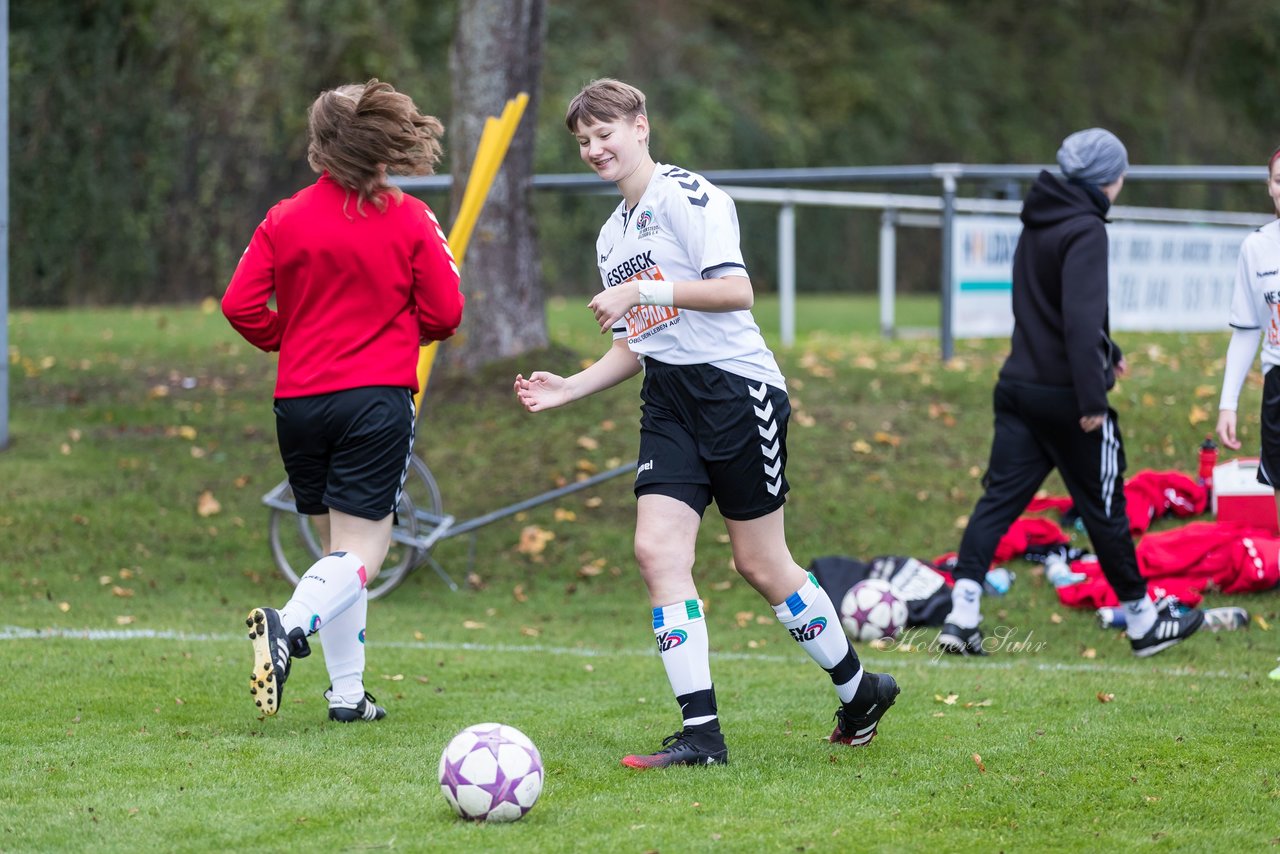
[0,624,1255,681]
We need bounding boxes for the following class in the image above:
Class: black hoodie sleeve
[1060,219,1112,416]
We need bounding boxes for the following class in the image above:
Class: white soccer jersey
[1227,219,1280,371]
[595,163,785,389]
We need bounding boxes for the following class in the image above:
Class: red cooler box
[1212,458,1279,534]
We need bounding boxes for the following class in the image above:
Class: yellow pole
[413,93,529,412]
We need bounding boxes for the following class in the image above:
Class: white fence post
[879,208,897,338]
[777,202,796,347]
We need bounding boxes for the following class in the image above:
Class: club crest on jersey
[788,617,827,643]
[635,208,659,238]
[656,628,688,652]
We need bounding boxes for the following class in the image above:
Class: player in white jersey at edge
[1215,143,1280,681]
[514,78,899,768]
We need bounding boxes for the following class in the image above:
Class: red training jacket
[222,173,464,398]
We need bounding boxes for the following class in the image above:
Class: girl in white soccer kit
[514,78,898,768]
[1215,144,1280,681]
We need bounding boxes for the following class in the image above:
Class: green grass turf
[3,298,1279,852]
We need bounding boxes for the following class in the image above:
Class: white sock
[945,578,984,629]
[774,573,864,703]
[652,599,716,727]
[279,551,367,636]
[1123,596,1157,639]
[319,588,368,703]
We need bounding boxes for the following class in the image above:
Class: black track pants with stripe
[952,378,1147,602]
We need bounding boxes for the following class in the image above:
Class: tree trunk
[442,0,548,374]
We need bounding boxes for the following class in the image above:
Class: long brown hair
[307,79,444,215]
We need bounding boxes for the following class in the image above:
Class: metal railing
[395,163,1271,357]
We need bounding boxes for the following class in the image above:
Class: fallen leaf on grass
[111,586,134,598]
[196,491,221,517]
[381,674,405,681]
[577,563,603,578]
[1097,692,1115,703]
[116,615,135,625]
[873,431,902,448]
[554,507,577,522]
[512,584,528,602]
[1050,613,1063,624]
[520,626,541,637]
[734,611,755,629]
[1080,647,1096,659]
[516,526,554,555]
[1254,614,1271,631]
[964,699,993,708]
[851,440,872,454]
[1188,405,1209,426]
[972,753,987,773]
[413,631,425,641]
[576,435,599,451]
[58,602,71,613]
[584,496,603,508]
[462,620,486,630]
[935,693,959,705]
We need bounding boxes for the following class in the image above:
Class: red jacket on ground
[222,173,464,398]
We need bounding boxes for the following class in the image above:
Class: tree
[442,0,548,373]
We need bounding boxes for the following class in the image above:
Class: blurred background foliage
[11,0,1280,306]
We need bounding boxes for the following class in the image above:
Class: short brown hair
[307,79,444,215]
[564,78,646,133]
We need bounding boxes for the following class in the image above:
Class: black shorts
[635,359,790,521]
[274,386,415,520]
[1258,367,1280,487]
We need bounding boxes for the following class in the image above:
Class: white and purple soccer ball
[839,578,909,642]
[438,723,543,822]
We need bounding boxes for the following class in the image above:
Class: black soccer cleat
[1130,597,1205,658]
[936,622,988,656]
[326,689,387,723]
[831,672,900,746]
[246,607,310,716]
[621,724,729,769]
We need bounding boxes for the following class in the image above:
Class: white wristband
[637,280,674,307]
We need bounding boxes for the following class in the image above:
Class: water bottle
[1198,436,1218,495]
[1202,606,1248,631]
[1045,555,1086,588]
[1096,606,1126,629]
[983,567,1013,596]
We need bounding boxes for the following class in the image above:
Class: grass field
[4,297,1280,852]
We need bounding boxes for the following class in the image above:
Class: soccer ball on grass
[839,578,908,642]
[438,722,543,822]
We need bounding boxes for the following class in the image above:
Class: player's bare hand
[1216,409,1241,450]
[1115,356,1129,378]
[1079,413,1106,432]
[587,283,640,333]
[514,372,571,412]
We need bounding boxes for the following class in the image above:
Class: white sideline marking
[0,624,1254,681]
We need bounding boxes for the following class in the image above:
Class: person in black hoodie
[937,128,1204,658]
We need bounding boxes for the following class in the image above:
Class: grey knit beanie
[1056,128,1129,186]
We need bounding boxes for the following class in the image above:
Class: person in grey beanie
[938,128,1205,658]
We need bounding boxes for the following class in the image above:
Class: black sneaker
[326,689,387,723]
[831,672,900,746]
[246,607,310,715]
[621,725,729,769]
[1130,597,1205,658]
[937,622,987,656]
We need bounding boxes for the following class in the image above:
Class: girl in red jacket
[223,79,464,721]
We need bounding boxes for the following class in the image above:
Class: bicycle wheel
[266,456,445,600]
[375,454,445,599]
